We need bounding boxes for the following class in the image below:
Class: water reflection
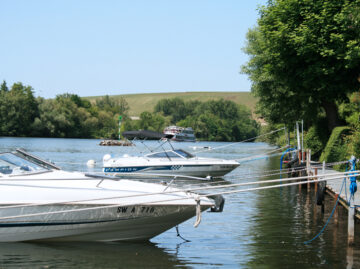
[0,242,188,269]
[246,176,360,268]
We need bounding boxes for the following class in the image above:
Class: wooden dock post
[322,161,325,213]
[334,194,339,226]
[306,149,311,190]
[347,246,354,269]
[314,167,318,192]
[348,181,355,246]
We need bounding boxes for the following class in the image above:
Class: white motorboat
[103,148,240,178]
[163,126,196,142]
[0,149,221,242]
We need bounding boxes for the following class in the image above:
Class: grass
[86,91,257,116]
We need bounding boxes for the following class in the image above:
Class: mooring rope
[303,178,346,245]
[198,174,353,198]
[194,196,202,228]
[0,170,357,213]
[0,175,347,224]
[235,145,292,162]
[193,127,286,154]
[0,171,356,222]
[176,225,190,242]
[237,159,351,177]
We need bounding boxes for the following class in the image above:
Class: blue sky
[1,0,266,98]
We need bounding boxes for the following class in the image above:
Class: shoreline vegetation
[0,81,259,142]
[245,0,360,163]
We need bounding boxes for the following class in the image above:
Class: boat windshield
[0,153,49,176]
[173,149,194,159]
[147,151,182,158]
[146,149,194,159]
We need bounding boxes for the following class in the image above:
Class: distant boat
[163,126,196,142]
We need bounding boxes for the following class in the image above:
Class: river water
[0,137,359,268]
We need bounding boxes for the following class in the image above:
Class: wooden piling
[306,149,311,190]
[347,246,354,269]
[322,161,325,213]
[334,194,339,226]
[314,168,318,192]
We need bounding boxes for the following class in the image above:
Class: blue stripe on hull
[104,165,213,173]
[104,166,173,173]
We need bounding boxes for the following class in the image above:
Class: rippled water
[0,137,359,268]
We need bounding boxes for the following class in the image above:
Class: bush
[304,121,329,159]
[320,126,352,164]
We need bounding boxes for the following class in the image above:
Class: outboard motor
[209,195,225,212]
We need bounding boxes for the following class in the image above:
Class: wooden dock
[295,150,359,245]
[320,168,360,219]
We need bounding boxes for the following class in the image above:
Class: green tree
[0,82,38,136]
[154,97,194,123]
[175,99,259,141]
[138,112,166,132]
[96,95,129,116]
[242,0,360,132]
[32,95,100,138]
[0,81,8,92]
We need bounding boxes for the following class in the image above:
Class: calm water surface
[0,137,359,268]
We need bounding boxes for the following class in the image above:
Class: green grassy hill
[86,91,256,117]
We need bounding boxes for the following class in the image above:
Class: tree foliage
[242,0,360,132]
[96,95,129,116]
[155,98,259,141]
[0,82,131,139]
[0,81,259,141]
[154,98,200,123]
[0,82,38,136]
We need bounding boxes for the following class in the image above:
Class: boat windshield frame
[173,149,194,159]
[146,151,182,159]
[145,149,194,159]
[0,152,51,176]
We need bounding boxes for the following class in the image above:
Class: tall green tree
[96,95,129,116]
[0,81,8,92]
[138,111,166,132]
[242,0,360,132]
[0,82,38,136]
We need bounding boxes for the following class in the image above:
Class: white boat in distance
[103,148,240,178]
[0,149,221,242]
[164,126,196,142]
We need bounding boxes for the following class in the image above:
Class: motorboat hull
[0,149,218,242]
[0,204,209,242]
[170,136,196,142]
[104,163,240,177]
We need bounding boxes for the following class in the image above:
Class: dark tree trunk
[321,100,341,132]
